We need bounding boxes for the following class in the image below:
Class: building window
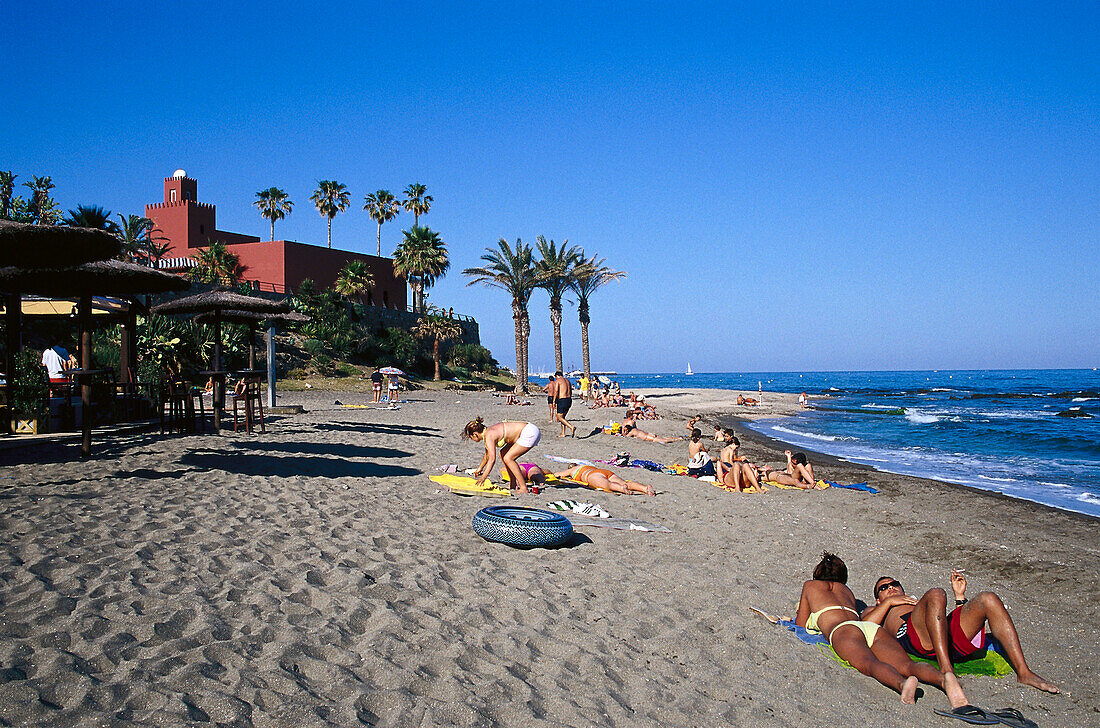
[171,190,177,202]
[199,225,205,235]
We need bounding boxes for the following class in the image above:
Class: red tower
[145,170,258,258]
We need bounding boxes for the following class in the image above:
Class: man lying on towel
[861,569,1059,694]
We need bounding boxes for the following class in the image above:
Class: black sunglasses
[876,580,903,595]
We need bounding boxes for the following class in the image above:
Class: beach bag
[613,451,631,467]
[610,421,622,434]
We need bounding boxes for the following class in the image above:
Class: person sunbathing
[715,431,767,493]
[499,461,547,485]
[462,418,542,493]
[737,394,759,406]
[686,428,715,477]
[759,451,823,489]
[551,464,654,496]
[796,552,960,706]
[862,570,1059,694]
[620,412,680,443]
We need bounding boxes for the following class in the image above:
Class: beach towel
[545,500,611,518]
[823,479,879,494]
[543,455,596,466]
[749,608,1013,678]
[764,480,831,490]
[566,516,671,532]
[428,474,513,498]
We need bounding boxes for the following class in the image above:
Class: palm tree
[463,238,542,393]
[535,236,585,375]
[334,260,375,302]
[0,171,15,219]
[413,309,463,380]
[63,204,120,234]
[393,226,450,314]
[569,254,625,381]
[190,242,246,286]
[23,176,59,224]
[310,180,350,248]
[402,182,432,227]
[115,214,165,265]
[254,187,293,241]
[363,189,402,256]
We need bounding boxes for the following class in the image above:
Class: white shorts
[515,423,541,448]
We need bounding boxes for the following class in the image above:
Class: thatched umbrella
[0,220,122,268]
[0,260,189,456]
[0,221,124,442]
[194,309,310,407]
[151,291,289,427]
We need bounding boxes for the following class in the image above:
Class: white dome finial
[172,169,187,178]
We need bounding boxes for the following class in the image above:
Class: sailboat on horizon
[686,363,693,375]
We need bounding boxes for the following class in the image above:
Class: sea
[613,370,1100,519]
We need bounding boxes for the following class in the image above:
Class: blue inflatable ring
[472,506,574,548]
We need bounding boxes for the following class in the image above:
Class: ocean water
[614,370,1100,519]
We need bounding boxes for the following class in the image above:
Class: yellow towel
[764,480,831,490]
[428,474,513,498]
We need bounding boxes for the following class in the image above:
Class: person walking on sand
[796,552,963,707]
[551,464,655,496]
[370,369,383,403]
[463,418,542,493]
[552,371,576,437]
[543,376,556,422]
[799,391,808,408]
[863,570,1059,694]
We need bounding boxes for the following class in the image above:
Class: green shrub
[10,349,48,420]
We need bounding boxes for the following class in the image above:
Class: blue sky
[3,2,1097,372]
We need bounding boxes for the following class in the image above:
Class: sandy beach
[0,386,1096,727]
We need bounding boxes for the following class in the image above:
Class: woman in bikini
[758,450,824,489]
[716,432,768,493]
[551,464,655,496]
[462,418,542,493]
[620,412,680,444]
[796,552,960,706]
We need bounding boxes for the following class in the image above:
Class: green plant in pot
[10,349,48,434]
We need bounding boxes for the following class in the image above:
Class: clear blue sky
[3,2,1097,372]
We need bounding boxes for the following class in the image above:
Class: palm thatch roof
[195,308,309,325]
[0,220,122,268]
[150,291,290,316]
[0,259,191,296]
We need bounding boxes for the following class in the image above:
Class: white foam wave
[931,388,957,392]
[1040,481,1071,488]
[906,413,940,424]
[770,425,842,442]
[978,475,1017,483]
[861,403,899,410]
[1071,397,1096,402]
[1076,492,1100,505]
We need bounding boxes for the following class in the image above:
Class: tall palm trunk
[520,311,531,393]
[512,301,525,394]
[432,337,441,380]
[376,223,382,256]
[579,299,591,380]
[326,217,332,248]
[550,295,564,374]
[270,219,275,241]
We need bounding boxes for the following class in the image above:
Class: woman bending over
[462,418,541,493]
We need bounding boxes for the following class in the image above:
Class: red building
[145,171,406,307]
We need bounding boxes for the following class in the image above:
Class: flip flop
[988,708,1038,728]
[933,705,999,725]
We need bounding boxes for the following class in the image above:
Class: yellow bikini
[805,605,881,647]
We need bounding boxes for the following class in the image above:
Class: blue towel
[824,480,879,494]
[778,619,828,645]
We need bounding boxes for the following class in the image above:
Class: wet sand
[0,387,1094,727]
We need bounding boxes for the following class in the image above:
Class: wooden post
[3,294,21,437]
[266,323,276,408]
[248,323,256,370]
[213,310,223,429]
[80,293,92,458]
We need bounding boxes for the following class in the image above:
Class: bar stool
[232,379,265,434]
